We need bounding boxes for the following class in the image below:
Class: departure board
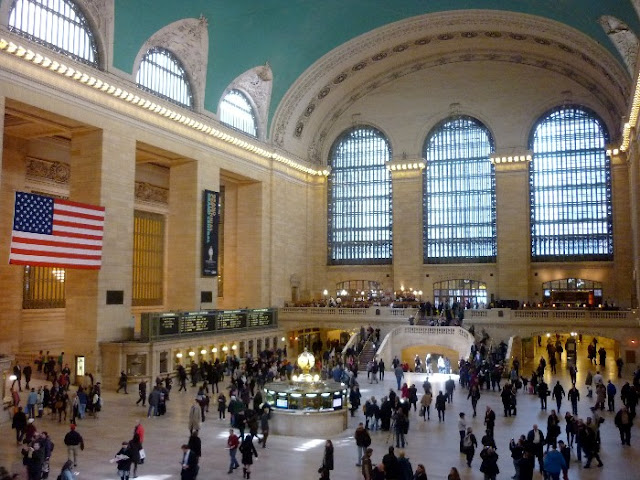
[217,310,246,330]
[140,308,276,340]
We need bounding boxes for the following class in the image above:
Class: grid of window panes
[23,265,66,309]
[423,116,496,263]
[433,279,488,309]
[529,106,612,261]
[132,210,165,306]
[136,47,193,109]
[219,90,258,137]
[328,127,392,265]
[8,0,98,65]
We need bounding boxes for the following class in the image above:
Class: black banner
[202,190,219,276]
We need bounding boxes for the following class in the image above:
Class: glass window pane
[328,126,392,265]
[219,90,258,137]
[8,0,98,66]
[423,116,496,263]
[136,47,193,109]
[529,106,612,261]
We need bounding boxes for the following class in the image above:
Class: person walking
[136,380,147,406]
[355,423,371,466]
[361,447,373,480]
[567,384,580,415]
[614,405,634,445]
[607,380,617,412]
[468,384,480,417]
[420,390,432,421]
[394,365,404,390]
[117,371,128,394]
[226,428,240,474]
[239,435,258,479]
[479,445,499,480]
[12,406,27,444]
[484,406,496,439]
[458,413,467,452]
[526,424,545,473]
[542,444,566,480]
[180,444,199,480]
[113,441,133,480]
[257,407,270,448]
[462,427,478,467]
[397,451,413,480]
[129,432,142,479]
[319,439,334,480]
[63,424,84,467]
[188,399,201,434]
[551,381,565,413]
[59,460,75,480]
[436,391,447,422]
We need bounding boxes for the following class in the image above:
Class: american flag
[9,192,105,269]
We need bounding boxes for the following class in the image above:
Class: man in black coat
[12,407,27,444]
[382,446,399,480]
[180,444,199,480]
[526,424,545,473]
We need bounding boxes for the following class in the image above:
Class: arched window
[136,47,193,109]
[8,0,98,66]
[219,90,257,137]
[529,106,612,261]
[423,116,496,263]
[328,126,392,265]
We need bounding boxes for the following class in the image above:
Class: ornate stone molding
[307,47,626,164]
[135,182,169,205]
[598,16,638,75]
[272,10,630,156]
[25,157,70,184]
[133,17,209,111]
[221,63,273,141]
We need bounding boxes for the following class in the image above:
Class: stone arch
[377,325,475,370]
[598,15,639,75]
[220,63,272,141]
[132,16,209,111]
[271,10,630,164]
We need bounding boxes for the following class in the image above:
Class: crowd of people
[5,332,640,480]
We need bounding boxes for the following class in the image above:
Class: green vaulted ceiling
[113,0,640,124]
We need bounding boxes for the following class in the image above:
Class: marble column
[0,126,27,354]
[166,157,220,310]
[390,163,423,295]
[65,128,136,379]
[494,160,531,301]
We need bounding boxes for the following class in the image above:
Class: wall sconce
[212,347,218,353]
[200,349,207,355]
[176,353,183,359]
[281,337,285,342]
[188,351,195,357]
[222,346,228,352]
[231,345,237,351]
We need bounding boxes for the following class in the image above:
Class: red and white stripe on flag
[9,191,105,270]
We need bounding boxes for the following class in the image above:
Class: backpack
[463,434,473,448]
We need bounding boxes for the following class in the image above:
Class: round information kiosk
[263,350,349,436]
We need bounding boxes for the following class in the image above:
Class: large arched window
[136,47,193,109]
[423,116,496,263]
[8,0,98,66]
[529,106,612,261]
[328,126,392,265]
[219,90,257,137]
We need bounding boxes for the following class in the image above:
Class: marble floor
[1,336,637,480]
